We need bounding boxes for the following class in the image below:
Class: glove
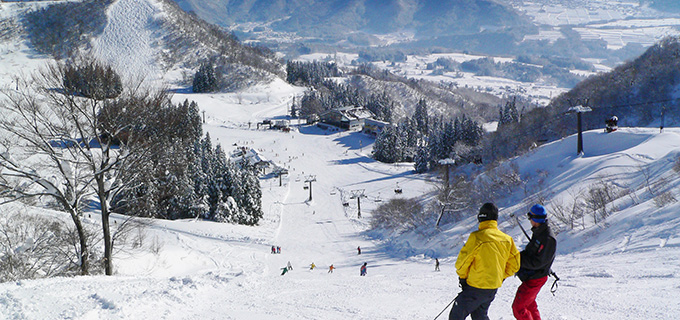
[458,278,467,288]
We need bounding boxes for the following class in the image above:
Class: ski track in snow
[91,0,162,82]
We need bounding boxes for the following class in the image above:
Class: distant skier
[357,246,361,255]
[287,261,293,271]
[360,262,367,276]
[277,246,281,254]
[328,264,335,273]
[512,204,557,320]
[271,246,276,254]
[435,258,440,271]
[281,266,288,276]
[310,262,316,270]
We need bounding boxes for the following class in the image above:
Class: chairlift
[605,115,618,133]
[330,191,337,195]
[342,202,350,207]
[303,185,309,190]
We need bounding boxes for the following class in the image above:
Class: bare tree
[0,59,161,275]
[0,75,93,275]
[652,177,677,208]
[673,155,680,174]
[435,174,475,225]
[370,197,426,233]
[0,209,102,281]
[584,177,621,224]
[550,189,585,230]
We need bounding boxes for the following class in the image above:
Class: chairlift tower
[305,175,316,201]
[350,189,366,218]
[277,168,289,187]
[438,158,455,191]
[568,104,592,155]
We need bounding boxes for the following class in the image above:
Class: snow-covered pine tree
[414,99,429,134]
[156,143,200,220]
[193,61,219,93]
[234,165,263,225]
[498,98,520,128]
[460,115,484,146]
[414,145,430,173]
[372,124,403,163]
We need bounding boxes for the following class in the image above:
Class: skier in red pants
[512,204,556,320]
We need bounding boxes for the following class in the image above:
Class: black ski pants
[448,286,497,320]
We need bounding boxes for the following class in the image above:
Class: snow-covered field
[508,0,680,49]
[1,1,680,319]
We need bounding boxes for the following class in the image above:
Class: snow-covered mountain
[0,0,282,90]
[172,0,534,39]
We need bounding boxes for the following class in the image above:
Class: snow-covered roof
[322,106,374,121]
[230,147,269,166]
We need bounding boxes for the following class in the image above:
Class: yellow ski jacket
[455,220,520,289]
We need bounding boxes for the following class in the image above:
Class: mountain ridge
[174,0,535,42]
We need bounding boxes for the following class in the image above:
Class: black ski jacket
[517,222,556,282]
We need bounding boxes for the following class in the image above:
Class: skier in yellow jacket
[449,202,520,320]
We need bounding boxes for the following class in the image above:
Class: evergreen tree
[414,99,429,134]
[193,61,219,93]
[156,143,199,220]
[498,98,520,128]
[414,145,430,173]
[63,59,123,100]
[372,125,402,163]
[234,166,263,225]
[460,115,484,146]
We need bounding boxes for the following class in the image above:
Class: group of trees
[295,80,396,122]
[287,62,396,122]
[358,49,407,63]
[22,0,114,59]
[63,59,123,99]
[0,58,262,279]
[373,99,484,171]
[192,61,220,93]
[424,56,586,88]
[108,98,262,226]
[285,61,486,169]
[286,60,340,86]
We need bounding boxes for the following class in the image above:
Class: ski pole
[510,212,530,240]
[433,296,457,320]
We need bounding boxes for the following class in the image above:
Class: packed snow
[1,1,680,320]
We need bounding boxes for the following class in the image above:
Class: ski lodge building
[319,106,374,131]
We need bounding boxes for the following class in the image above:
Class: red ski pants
[512,276,547,320]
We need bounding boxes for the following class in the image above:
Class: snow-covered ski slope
[0,0,680,319]
[90,0,164,82]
